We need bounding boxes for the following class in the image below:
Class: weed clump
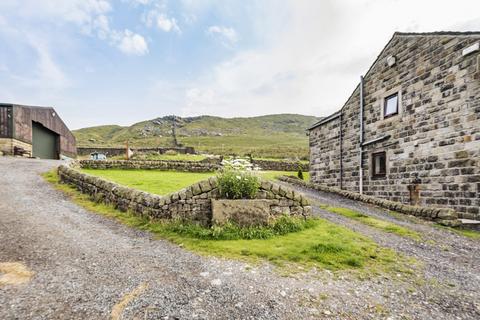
[163,215,315,240]
[297,167,304,180]
[217,169,260,199]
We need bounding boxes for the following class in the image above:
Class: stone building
[0,103,76,159]
[308,32,480,219]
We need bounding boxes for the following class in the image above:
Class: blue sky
[0,0,479,129]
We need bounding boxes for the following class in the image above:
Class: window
[372,151,386,178]
[383,93,398,118]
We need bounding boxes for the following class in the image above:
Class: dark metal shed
[0,103,76,159]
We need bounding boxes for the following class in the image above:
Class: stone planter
[58,162,311,227]
[211,199,305,227]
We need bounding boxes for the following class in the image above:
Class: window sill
[382,113,399,120]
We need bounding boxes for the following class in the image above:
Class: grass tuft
[319,204,422,241]
[160,215,315,241]
[434,224,480,240]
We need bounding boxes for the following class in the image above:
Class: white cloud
[178,0,480,119]
[0,15,70,91]
[93,14,110,39]
[31,40,70,89]
[156,14,181,32]
[144,9,181,33]
[207,25,238,47]
[0,0,112,33]
[0,0,151,56]
[115,30,149,56]
[126,0,151,5]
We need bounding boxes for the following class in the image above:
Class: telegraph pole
[172,115,179,147]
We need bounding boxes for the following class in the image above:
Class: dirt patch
[111,283,149,320]
[0,262,34,286]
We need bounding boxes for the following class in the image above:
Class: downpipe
[359,76,364,194]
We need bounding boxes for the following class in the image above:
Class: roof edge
[394,31,480,36]
[307,30,480,132]
[307,111,342,130]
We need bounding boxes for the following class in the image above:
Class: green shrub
[162,215,315,240]
[297,168,304,180]
[217,169,260,199]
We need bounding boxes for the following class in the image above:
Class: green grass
[81,169,213,195]
[434,224,480,239]
[162,215,316,240]
[258,170,310,181]
[80,168,308,195]
[454,229,480,239]
[319,205,422,241]
[43,169,410,274]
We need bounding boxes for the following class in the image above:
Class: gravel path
[1,157,480,319]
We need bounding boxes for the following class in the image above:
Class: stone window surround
[383,93,399,118]
[368,147,390,180]
[371,151,387,179]
[380,86,402,120]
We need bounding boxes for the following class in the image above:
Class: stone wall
[79,159,220,172]
[309,33,480,219]
[278,176,459,225]
[251,159,309,172]
[58,163,311,226]
[0,138,32,156]
[77,146,195,157]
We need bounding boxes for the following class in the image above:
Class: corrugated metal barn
[0,103,76,159]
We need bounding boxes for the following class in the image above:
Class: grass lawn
[254,157,309,164]
[257,170,310,181]
[318,204,422,241]
[434,224,480,239]
[43,169,410,274]
[80,168,308,195]
[81,169,213,195]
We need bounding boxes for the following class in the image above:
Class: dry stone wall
[58,163,311,226]
[79,159,220,172]
[279,176,459,225]
[251,159,309,172]
[77,146,195,156]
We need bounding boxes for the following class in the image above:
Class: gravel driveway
[1,157,480,319]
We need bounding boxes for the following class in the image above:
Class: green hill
[73,114,320,159]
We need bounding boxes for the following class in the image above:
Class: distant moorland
[73,114,321,159]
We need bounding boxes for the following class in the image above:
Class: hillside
[73,114,321,159]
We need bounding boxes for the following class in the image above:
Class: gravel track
[1,157,479,319]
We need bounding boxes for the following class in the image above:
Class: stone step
[458,219,480,231]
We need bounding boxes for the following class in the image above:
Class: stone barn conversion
[0,103,76,159]
[308,32,480,219]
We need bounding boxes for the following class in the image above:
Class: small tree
[297,167,304,180]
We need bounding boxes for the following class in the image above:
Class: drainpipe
[359,76,365,194]
[339,112,343,189]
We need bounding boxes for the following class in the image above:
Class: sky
[0,0,479,129]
